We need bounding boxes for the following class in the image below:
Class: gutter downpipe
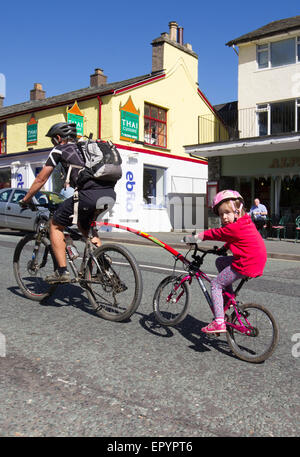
[97,96,102,139]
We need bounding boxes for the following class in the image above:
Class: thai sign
[120,97,139,141]
[67,101,84,136]
[27,115,38,145]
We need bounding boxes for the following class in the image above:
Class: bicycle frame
[94,221,254,335]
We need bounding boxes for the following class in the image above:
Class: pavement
[97,227,300,261]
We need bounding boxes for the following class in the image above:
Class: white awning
[185,134,300,158]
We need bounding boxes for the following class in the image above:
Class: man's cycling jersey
[45,142,116,189]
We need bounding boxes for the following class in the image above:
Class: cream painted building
[0,21,220,232]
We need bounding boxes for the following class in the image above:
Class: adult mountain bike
[13,202,143,322]
[153,242,279,363]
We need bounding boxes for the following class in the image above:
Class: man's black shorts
[53,187,116,230]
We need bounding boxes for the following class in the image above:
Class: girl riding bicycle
[185,190,267,335]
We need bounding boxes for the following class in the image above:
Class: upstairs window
[271,38,295,67]
[257,37,300,69]
[144,103,167,148]
[256,99,299,136]
[0,122,6,154]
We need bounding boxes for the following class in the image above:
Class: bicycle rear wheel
[85,243,143,321]
[153,275,190,326]
[13,233,58,301]
[226,303,279,363]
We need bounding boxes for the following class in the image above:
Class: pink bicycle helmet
[212,189,244,215]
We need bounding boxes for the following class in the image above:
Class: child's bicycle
[153,241,279,363]
[13,201,142,322]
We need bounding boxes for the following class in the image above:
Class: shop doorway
[280,175,300,219]
[254,177,271,214]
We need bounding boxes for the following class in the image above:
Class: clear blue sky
[1,1,299,108]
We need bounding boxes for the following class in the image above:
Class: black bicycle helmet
[46,122,77,139]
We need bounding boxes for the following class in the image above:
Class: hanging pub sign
[27,115,38,145]
[67,101,84,136]
[120,96,139,142]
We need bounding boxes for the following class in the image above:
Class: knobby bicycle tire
[85,243,143,322]
[13,233,58,301]
[153,275,191,326]
[226,303,279,363]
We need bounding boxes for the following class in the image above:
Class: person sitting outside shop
[250,198,268,234]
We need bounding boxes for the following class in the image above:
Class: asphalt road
[0,231,299,439]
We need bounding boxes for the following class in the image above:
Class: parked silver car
[0,188,65,232]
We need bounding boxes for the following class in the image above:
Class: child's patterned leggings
[211,256,245,320]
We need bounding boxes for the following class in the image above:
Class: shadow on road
[8,283,97,317]
[139,311,237,361]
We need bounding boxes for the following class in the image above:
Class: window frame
[256,99,300,136]
[0,122,7,154]
[144,103,167,148]
[143,164,167,208]
[257,36,300,69]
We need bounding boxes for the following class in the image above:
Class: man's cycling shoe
[45,270,71,284]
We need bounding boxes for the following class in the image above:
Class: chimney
[30,83,45,101]
[168,21,178,41]
[178,27,184,45]
[90,68,107,87]
[0,96,4,108]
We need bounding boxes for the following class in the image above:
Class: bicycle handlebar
[19,200,56,212]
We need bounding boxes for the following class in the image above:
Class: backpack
[76,138,122,188]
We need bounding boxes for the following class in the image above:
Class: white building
[185,15,300,232]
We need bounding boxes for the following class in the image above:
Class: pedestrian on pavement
[183,190,267,335]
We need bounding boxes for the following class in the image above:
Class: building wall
[238,33,300,110]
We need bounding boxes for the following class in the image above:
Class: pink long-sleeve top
[202,214,267,277]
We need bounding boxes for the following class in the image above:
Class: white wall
[108,147,207,232]
[238,38,300,110]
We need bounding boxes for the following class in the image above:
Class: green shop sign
[120,96,140,142]
[67,101,84,136]
[121,111,139,140]
[27,115,38,145]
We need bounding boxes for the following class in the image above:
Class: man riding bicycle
[20,122,116,284]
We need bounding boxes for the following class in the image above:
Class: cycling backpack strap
[70,189,79,225]
[65,164,83,189]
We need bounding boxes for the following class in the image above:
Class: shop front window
[280,176,300,219]
[0,167,11,189]
[144,103,167,148]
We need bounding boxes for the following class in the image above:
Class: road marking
[138,263,217,277]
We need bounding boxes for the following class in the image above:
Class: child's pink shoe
[201,320,227,334]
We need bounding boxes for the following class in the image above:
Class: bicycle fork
[27,236,49,274]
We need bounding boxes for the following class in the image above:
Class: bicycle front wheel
[226,303,279,363]
[153,275,190,326]
[13,233,58,301]
[85,243,143,322]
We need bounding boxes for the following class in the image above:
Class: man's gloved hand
[19,199,28,208]
[19,199,34,210]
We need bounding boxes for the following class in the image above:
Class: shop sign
[120,97,139,141]
[27,115,38,145]
[270,157,300,168]
[67,101,84,136]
